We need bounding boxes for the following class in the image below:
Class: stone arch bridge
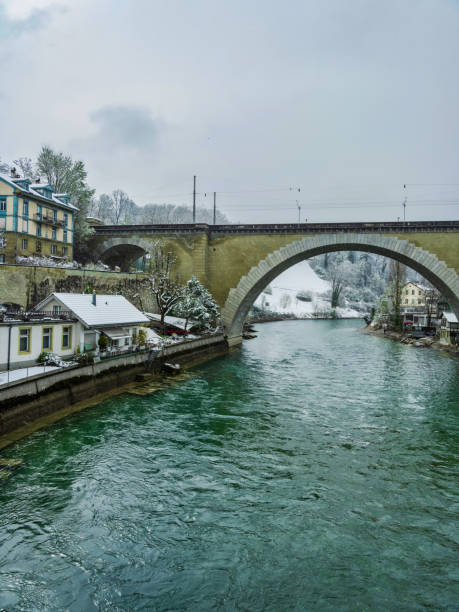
[90,221,459,346]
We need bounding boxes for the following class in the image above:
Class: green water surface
[0,320,458,610]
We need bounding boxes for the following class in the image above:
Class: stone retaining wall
[0,335,227,437]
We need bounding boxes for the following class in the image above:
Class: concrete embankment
[362,325,459,356]
[0,335,228,443]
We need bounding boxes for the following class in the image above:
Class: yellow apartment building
[0,170,78,264]
[401,282,427,308]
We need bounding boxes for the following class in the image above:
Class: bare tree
[111,189,132,224]
[148,242,185,334]
[388,260,407,329]
[424,284,442,327]
[13,157,35,180]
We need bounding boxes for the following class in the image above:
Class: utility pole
[193,175,196,223]
[403,183,407,222]
[213,192,216,225]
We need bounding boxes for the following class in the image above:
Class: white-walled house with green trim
[0,311,77,371]
[0,292,150,371]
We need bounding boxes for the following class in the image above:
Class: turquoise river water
[0,320,458,611]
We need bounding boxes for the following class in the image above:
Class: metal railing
[91,220,459,236]
[35,213,66,227]
[0,310,77,322]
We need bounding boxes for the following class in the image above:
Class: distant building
[440,312,459,346]
[0,169,78,264]
[401,282,428,309]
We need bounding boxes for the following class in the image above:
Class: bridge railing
[90,220,459,234]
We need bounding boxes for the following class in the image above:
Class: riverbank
[249,312,364,324]
[0,335,228,449]
[362,324,459,357]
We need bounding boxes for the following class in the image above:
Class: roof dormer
[55,193,70,204]
[12,177,32,191]
[31,183,55,200]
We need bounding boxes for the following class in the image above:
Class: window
[36,240,41,252]
[62,246,67,256]
[63,230,68,243]
[62,326,72,349]
[125,337,130,346]
[0,197,6,212]
[418,299,422,304]
[42,327,52,351]
[405,289,408,295]
[53,209,57,223]
[412,289,415,295]
[53,305,62,314]
[0,254,5,264]
[23,201,29,217]
[37,205,42,221]
[52,227,57,240]
[22,218,28,233]
[51,244,57,255]
[19,328,31,353]
[64,213,68,227]
[418,290,422,296]
[405,299,408,304]
[36,223,42,237]
[21,238,28,250]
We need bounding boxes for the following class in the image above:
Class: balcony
[35,213,66,227]
[0,310,77,322]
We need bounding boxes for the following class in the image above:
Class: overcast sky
[1,0,459,223]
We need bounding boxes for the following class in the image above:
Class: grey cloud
[85,106,159,152]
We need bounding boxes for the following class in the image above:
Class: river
[0,320,458,611]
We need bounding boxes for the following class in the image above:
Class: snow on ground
[0,365,61,386]
[253,260,361,318]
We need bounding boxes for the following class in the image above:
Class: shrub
[137,329,147,346]
[98,334,109,351]
[73,351,94,365]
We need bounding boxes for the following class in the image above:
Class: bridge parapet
[91,220,459,236]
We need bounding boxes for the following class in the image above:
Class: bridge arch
[92,237,153,271]
[221,233,459,345]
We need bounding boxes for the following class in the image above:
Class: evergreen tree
[172,276,219,331]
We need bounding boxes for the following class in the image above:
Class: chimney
[92,291,96,306]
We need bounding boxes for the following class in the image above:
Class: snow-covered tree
[172,276,219,331]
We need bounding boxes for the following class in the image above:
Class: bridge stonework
[90,222,459,345]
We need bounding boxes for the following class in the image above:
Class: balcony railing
[35,213,66,227]
[0,310,77,322]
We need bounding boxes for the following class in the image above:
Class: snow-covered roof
[442,312,458,324]
[404,281,431,292]
[144,313,198,330]
[0,172,78,212]
[34,293,150,328]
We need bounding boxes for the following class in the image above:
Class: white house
[0,292,151,372]
[0,309,78,371]
[440,312,459,346]
[33,292,150,353]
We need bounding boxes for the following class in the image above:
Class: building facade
[401,282,427,308]
[0,310,77,370]
[0,170,78,264]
